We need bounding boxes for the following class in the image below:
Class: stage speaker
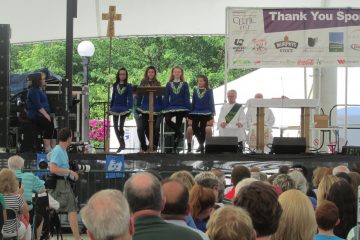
[205,136,238,153]
[271,137,306,154]
[0,24,10,150]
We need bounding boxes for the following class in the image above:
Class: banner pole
[224,8,229,103]
[345,67,348,142]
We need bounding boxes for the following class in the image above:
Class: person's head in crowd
[326,180,357,239]
[272,174,295,193]
[169,170,195,192]
[335,172,351,184]
[194,171,217,183]
[189,185,215,222]
[288,170,307,194]
[250,172,267,181]
[290,164,308,178]
[231,165,251,187]
[267,173,279,185]
[312,167,332,188]
[272,189,316,240]
[351,162,360,174]
[196,178,220,203]
[80,189,134,240]
[206,206,256,240]
[234,178,258,198]
[278,165,290,174]
[348,171,360,196]
[124,172,163,217]
[8,155,25,170]
[234,182,282,239]
[332,165,350,176]
[211,168,226,186]
[315,200,340,236]
[316,175,340,205]
[28,72,44,89]
[0,168,19,194]
[161,179,189,219]
[145,169,163,182]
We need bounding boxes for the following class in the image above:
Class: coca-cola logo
[297,59,315,66]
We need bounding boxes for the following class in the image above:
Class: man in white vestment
[245,93,275,151]
[217,90,247,152]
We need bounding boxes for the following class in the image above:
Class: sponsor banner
[226,8,360,69]
[105,155,125,179]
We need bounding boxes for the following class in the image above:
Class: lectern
[136,86,166,152]
[246,99,318,153]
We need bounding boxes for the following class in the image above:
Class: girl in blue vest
[136,66,163,152]
[189,75,215,153]
[26,72,56,152]
[163,66,191,151]
[110,67,133,152]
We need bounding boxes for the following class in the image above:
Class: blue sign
[36,153,49,178]
[106,155,125,179]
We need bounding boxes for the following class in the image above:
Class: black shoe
[200,144,205,154]
[116,146,122,153]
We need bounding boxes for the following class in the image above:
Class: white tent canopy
[1,0,359,43]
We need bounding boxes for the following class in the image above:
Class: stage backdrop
[226,8,360,68]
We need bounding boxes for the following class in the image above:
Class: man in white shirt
[246,93,275,151]
[217,90,247,152]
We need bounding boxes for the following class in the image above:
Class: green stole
[225,103,241,124]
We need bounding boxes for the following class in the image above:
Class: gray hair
[227,89,237,95]
[194,171,217,184]
[8,155,25,170]
[332,165,350,175]
[288,170,308,194]
[80,189,130,240]
[235,178,258,197]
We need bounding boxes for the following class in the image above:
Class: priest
[217,89,247,152]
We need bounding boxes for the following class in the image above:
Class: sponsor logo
[337,59,346,64]
[279,59,296,65]
[297,59,315,66]
[351,44,360,51]
[253,60,261,65]
[232,13,257,32]
[274,36,298,53]
[252,39,267,54]
[233,59,252,65]
[329,32,344,52]
[307,37,318,47]
[233,39,245,53]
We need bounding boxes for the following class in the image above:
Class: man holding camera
[49,127,80,240]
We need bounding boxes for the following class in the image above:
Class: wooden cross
[102,6,121,37]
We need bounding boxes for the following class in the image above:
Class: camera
[69,159,91,173]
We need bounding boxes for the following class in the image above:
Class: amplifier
[342,146,360,155]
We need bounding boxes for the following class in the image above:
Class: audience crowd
[1,155,360,240]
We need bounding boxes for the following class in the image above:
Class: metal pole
[224,8,229,103]
[81,57,90,143]
[304,67,307,99]
[64,0,77,128]
[345,67,348,141]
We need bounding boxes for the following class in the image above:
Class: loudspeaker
[0,24,10,150]
[271,137,306,154]
[205,136,238,153]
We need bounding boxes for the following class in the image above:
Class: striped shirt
[14,170,44,210]
[2,194,24,234]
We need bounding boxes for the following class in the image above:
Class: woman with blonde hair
[189,184,216,232]
[0,168,31,240]
[271,189,317,240]
[316,175,340,205]
[312,167,332,189]
[206,206,255,240]
[170,170,195,192]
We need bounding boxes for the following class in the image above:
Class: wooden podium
[136,86,166,153]
[246,99,318,153]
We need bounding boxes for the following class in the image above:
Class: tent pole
[345,67,348,142]
[304,67,307,99]
[224,8,229,103]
